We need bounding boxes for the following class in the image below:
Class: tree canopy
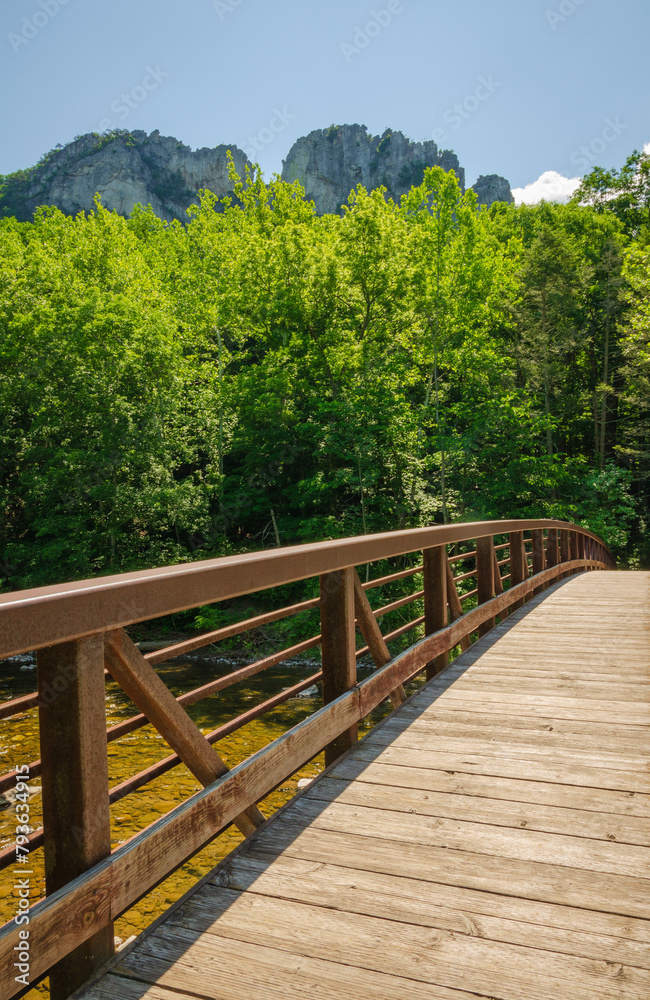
[0,152,647,591]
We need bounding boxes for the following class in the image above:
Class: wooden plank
[352,570,405,707]
[331,757,650,817]
[112,926,500,1000]
[428,685,650,714]
[405,696,649,726]
[388,708,649,753]
[304,774,650,846]
[220,854,650,965]
[380,716,648,755]
[395,703,650,734]
[253,821,650,918]
[350,743,650,794]
[286,797,650,879]
[37,635,114,1000]
[441,678,647,702]
[369,728,648,773]
[320,568,358,764]
[105,629,265,835]
[80,976,195,1000]
[159,888,650,1000]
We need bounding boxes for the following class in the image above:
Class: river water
[0,650,398,998]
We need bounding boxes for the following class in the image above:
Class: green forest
[1,150,649,592]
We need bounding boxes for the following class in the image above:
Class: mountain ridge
[0,125,513,222]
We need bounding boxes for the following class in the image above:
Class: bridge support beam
[477,536,496,636]
[546,528,559,568]
[423,545,448,679]
[560,529,571,578]
[509,531,528,611]
[320,568,358,766]
[37,636,114,1000]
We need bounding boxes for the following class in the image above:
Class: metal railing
[0,519,614,999]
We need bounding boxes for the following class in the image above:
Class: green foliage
[0,154,647,590]
[397,159,428,190]
[572,148,650,236]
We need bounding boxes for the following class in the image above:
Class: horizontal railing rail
[0,519,614,1000]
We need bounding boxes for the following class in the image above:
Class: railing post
[546,528,559,569]
[320,568,358,766]
[509,530,527,611]
[37,635,114,1000]
[476,535,496,636]
[570,531,579,564]
[423,545,448,679]
[560,530,571,578]
[531,529,545,595]
[446,560,471,651]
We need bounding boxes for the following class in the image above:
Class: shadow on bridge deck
[76,571,650,1000]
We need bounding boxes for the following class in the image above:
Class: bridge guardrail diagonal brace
[352,570,406,707]
[104,629,265,836]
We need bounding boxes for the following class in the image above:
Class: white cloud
[644,141,650,154]
[512,170,581,206]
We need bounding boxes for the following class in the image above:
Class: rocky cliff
[281,124,466,215]
[471,173,515,207]
[0,125,513,222]
[0,130,249,223]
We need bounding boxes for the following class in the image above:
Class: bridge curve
[0,520,636,1000]
[78,570,650,1000]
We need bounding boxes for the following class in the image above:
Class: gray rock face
[2,130,249,223]
[470,173,514,208]
[281,124,466,215]
[2,126,513,222]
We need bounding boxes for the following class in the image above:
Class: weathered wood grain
[70,570,650,1000]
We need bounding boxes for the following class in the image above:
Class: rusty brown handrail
[0,519,614,1000]
[0,548,498,798]
[0,518,612,659]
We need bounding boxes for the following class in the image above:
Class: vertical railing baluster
[546,528,559,570]
[476,536,496,636]
[37,635,114,1000]
[320,568,358,766]
[423,545,448,679]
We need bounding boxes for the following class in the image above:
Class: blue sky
[1,0,648,203]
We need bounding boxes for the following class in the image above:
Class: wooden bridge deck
[80,571,650,1000]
